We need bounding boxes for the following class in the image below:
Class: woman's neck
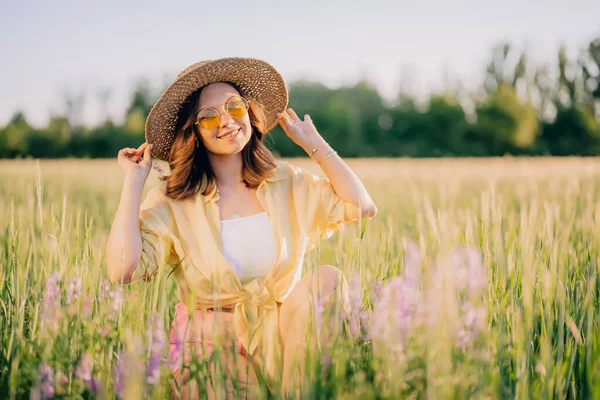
[209,152,245,188]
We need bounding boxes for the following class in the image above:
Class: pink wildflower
[39,363,55,399]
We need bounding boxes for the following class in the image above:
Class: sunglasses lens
[198,110,219,130]
[227,96,249,118]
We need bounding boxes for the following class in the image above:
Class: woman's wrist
[302,137,336,165]
[124,171,148,192]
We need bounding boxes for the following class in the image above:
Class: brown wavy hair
[159,81,279,201]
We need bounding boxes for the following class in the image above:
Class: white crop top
[220,212,276,284]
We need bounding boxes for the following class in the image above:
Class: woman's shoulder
[273,159,313,179]
[275,160,323,183]
[147,180,169,198]
[141,181,171,209]
[266,159,294,183]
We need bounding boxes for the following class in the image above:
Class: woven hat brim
[145,58,288,161]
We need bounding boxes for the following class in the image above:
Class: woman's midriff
[168,302,246,374]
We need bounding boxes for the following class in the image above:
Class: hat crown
[176,60,211,80]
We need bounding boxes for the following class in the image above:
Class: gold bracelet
[308,143,336,163]
[309,143,330,158]
[315,149,337,165]
[324,149,337,160]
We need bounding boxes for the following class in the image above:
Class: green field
[1,157,599,399]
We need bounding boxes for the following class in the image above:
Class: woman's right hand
[117,142,153,180]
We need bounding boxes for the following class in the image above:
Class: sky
[1,0,598,128]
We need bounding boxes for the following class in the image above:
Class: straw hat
[145,57,289,161]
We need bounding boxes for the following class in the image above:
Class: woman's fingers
[119,145,146,163]
[120,148,134,157]
[287,108,301,122]
[278,111,294,128]
[136,142,148,152]
[304,114,315,126]
[142,143,153,163]
[129,142,148,162]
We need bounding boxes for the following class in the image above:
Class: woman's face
[196,82,252,156]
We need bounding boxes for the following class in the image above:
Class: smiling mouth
[218,128,240,140]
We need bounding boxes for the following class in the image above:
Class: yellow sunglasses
[194,95,251,130]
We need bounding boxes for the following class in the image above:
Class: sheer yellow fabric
[126,160,372,387]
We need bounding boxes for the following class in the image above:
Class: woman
[106,57,378,399]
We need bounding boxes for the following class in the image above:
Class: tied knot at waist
[234,280,279,340]
[239,281,278,308]
[175,280,283,387]
[233,279,281,386]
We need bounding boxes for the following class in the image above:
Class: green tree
[387,94,469,157]
[540,106,600,155]
[484,43,529,93]
[125,78,157,120]
[27,117,71,158]
[424,94,469,156]
[579,37,600,110]
[538,38,600,155]
[473,84,539,155]
[0,112,31,157]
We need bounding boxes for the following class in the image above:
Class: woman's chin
[214,143,247,156]
[224,135,249,151]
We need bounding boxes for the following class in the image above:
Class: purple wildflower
[146,355,161,386]
[98,279,111,301]
[56,370,68,386]
[457,302,487,350]
[370,279,383,303]
[66,275,82,305]
[168,327,184,372]
[109,286,124,320]
[89,377,102,396]
[41,272,62,332]
[113,350,125,398]
[371,239,423,337]
[75,352,101,395]
[402,237,422,285]
[451,246,487,295]
[97,324,111,338]
[75,352,93,382]
[369,240,424,358]
[369,275,422,352]
[114,335,144,398]
[81,295,93,318]
[146,314,165,386]
[39,363,55,399]
[457,328,473,350]
[42,272,61,311]
[344,273,369,339]
[393,278,422,331]
[370,238,423,347]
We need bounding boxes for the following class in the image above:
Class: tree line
[1,37,599,159]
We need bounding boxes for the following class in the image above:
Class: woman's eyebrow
[201,99,228,109]
[201,96,241,110]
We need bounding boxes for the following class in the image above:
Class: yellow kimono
[128,159,370,386]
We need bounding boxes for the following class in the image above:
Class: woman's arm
[105,172,145,284]
[277,109,378,217]
[106,143,153,284]
[300,135,377,217]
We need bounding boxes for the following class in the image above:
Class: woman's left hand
[276,108,322,150]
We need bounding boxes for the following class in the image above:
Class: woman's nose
[219,111,234,127]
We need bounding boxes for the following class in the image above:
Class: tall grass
[1,157,599,399]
